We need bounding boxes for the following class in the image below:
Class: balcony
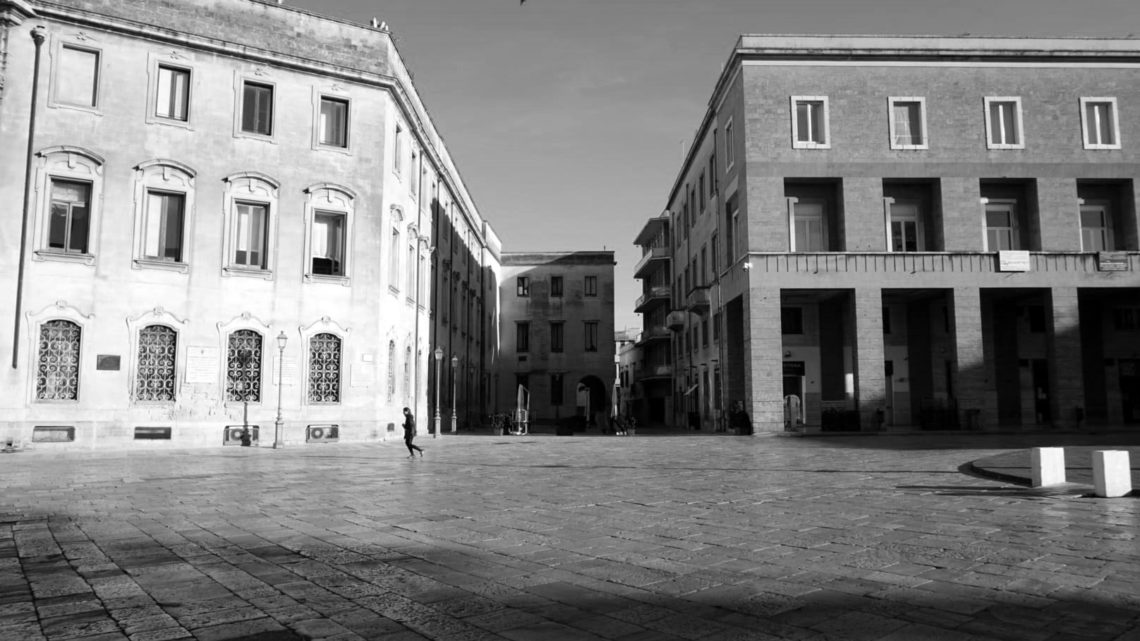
[742,251,1139,288]
[634,285,671,313]
[634,246,671,279]
[686,286,710,315]
[634,215,669,247]
[665,310,687,330]
[636,364,673,382]
[637,325,671,346]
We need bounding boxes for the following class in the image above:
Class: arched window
[136,325,177,401]
[387,340,396,402]
[308,333,341,404]
[36,320,81,400]
[227,329,262,402]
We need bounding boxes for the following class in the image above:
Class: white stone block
[1030,447,1066,487]
[1093,450,1133,498]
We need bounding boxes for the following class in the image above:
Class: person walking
[403,407,424,458]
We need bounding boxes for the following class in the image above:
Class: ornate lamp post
[450,355,459,433]
[433,347,443,437]
[273,331,287,449]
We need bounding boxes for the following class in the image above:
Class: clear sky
[291,0,1140,332]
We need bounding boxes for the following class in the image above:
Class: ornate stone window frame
[217,312,272,408]
[126,307,188,405]
[232,68,277,143]
[311,84,352,154]
[145,50,195,130]
[302,183,355,285]
[299,317,350,406]
[222,171,280,279]
[132,159,197,273]
[49,32,103,115]
[25,300,92,405]
[33,146,105,266]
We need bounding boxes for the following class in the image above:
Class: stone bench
[1093,450,1133,498]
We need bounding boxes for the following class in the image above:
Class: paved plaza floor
[2,432,1139,641]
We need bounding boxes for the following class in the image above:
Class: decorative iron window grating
[36,320,81,400]
[308,333,341,403]
[136,325,177,401]
[227,330,262,402]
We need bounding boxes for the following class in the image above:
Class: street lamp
[433,347,443,437]
[273,331,287,449]
[450,355,459,433]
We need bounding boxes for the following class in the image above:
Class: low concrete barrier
[1093,450,1133,498]
[1030,447,1066,487]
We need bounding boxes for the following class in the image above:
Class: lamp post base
[433,411,441,438]
[451,414,457,433]
[273,419,284,449]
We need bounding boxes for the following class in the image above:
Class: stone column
[951,286,994,428]
[1048,287,1084,429]
[745,285,784,432]
[852,287,886,430]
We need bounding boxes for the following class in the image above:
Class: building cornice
[0,0,36,25]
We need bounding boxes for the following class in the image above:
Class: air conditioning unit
[223,425,259,446]
[306,424,340,443]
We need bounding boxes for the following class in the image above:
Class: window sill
[986,143,1025,150]
[33,398,80,404]
[34,250,95,266]
[406,297,416,306]
[146,115,193,131]
[389,285,401,296]
[48,102,103,117]
[224,401,263,408]
[224,266,273,280]
[305,273,350,286]
[314,142,352,156]
[134,258,189,273]
[1084,144,1122,151]
[792,142,831,150]
[233,130,276,144]
[890,144,928,151]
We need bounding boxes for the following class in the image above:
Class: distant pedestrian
[403,407,424,458]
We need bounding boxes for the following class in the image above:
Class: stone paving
[2,432,1139,641]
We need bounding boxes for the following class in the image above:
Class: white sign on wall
[185,346,218,384]
[998,250,1031,272]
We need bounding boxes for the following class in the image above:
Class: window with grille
[36,320,81,401]
[136,325,177,402]
[308,333,341,403]
[226,330,262,402]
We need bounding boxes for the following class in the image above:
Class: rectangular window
[699,173,706,210]
[781,307,804,335]
[889,97,926,149]
[725,120,735,168]
[702,318,709,347]
[241,81,273,136]
[551,322,564,353]
[516,276,529,297]
[1081,97,1120,149]
[1080,201,1113,251]
[551,275,563,297]
[394,125,404,174]
[407,244,416,293]
[58,45,99,107]
[710,234,718,276]
[311,211,345,275]
[47,179,91,254]
[584,321,598,352]
[708,155,716,197]
[985,203,1017,251]
[700,246,708,285]
[516,322,530,353]
[725,193,738,264]
[232,202,268,268]
[713,311,721,342]
[318,97,348,147]
[585,276,598,297]
[792,96,829,148]
[985,97,1023,149]
[388,230,400,290]
[143,191,185,262]
[889,201,922,252]
[155,65,189,121]
[793,201,827,252]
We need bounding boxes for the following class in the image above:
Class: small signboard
[96,355,120,371]
[185,347,218,384]
[998,250,1031,272]
[783,361,805,376]
[1097,251,1129,272]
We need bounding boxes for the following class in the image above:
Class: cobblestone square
[2,433,1138,640]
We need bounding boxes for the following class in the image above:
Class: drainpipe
[12,25,45,369]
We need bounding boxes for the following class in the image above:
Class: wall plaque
[1097,251,1129,272]
[185,346,218,384]
[96,355,120,371]
[998,250,1031,272]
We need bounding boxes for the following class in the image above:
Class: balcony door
[1080,200,1113,251]
[793,200,828,252]
[889,201,924,252]
[985,200,1019,251]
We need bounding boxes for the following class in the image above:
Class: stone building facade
[495,252,616,428]
[0,0,500,448]
[650,35,1140,433]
